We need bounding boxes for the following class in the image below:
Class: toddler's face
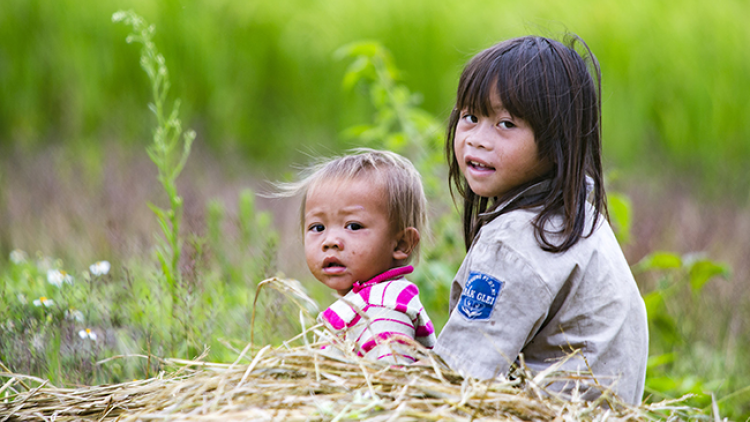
[304,177,400,296]
[454,90,551,198]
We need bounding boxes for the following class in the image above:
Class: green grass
[1,3,749,420]
[1,0,749,196]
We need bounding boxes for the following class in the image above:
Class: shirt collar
[477,176,595,221]
[351,265,413,294]
[478,179,553,221]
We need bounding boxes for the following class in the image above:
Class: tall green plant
[113,10,195,356]
[634,252,732,406]
[336,41,462,329]
[336,42,444,171]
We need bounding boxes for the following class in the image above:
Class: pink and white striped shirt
[318,266,436,363]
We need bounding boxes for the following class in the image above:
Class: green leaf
[384,132,407,153]
[608,192,632,244]
[342,56,371,90]
[334,41,380,60]
[643,290,665,315]
[634,251,682,271]
[646,376,679,393]
[651,313,681,345]
[256,211,273,231]
[341,124,376,139]
[45,330,62,383]
[370,84,389,108]
[687,259,728,292]
[147,202,167,219]
[647,352,676,370]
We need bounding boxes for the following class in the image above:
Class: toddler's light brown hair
[274,148,427,261]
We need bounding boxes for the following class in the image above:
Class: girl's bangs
[456,46,527,120]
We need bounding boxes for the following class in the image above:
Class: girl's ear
[393,227,420,261]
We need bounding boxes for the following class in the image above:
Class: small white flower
[36,255,54,271]
[31,333,45,351]
[33,296,54,307]
[89,261,111,276]
[47,269,73,287]
[65,308,85,322]
[17,294,27,305]
[10,249,27,264]
[78,328,97,341]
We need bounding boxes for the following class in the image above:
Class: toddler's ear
[393,227,420,261]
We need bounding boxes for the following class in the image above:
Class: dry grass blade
[251,277,319,348]
[0,342,704,421]
[0,278,709,421]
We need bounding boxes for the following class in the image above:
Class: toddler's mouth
[322,257,346,274]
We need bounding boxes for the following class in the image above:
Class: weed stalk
[113,10,195,357]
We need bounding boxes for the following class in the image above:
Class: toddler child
[277,149,436,363]
[434,35,649,405]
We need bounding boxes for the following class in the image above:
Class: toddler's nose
[323,234,343,250]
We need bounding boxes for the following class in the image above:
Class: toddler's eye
[346,222,363,231]
[498,120,516,129]
[308,223,324,232]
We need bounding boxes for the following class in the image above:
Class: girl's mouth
[467,159,495,172]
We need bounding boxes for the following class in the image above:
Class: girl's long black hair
[446,35,607,252]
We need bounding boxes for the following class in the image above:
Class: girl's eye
[308,223,324,233]
[498,120,516,129]
[346,222,363,231]
[461,114,478,124]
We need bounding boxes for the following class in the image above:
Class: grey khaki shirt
[434,186,648,405]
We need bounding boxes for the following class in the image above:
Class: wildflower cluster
[1,249,112,380]
[47,269,73,287]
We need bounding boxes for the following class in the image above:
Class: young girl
[433,35,648,404]
[277,149,436,363]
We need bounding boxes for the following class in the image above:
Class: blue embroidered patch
[457,272,503,320]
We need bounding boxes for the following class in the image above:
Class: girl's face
[304,177,402,296]
[454,90,551,198]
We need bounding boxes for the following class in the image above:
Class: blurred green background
[2,0,749,194]
[1,0,749,418]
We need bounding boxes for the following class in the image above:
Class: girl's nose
[465,124,493,150]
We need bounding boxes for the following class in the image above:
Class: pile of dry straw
[0,279,702,421]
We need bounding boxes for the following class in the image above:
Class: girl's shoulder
[476,207,547,250]
[466,205,632,301]
[475,204,621,268]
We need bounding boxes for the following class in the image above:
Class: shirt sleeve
[434,238,555,379]
[355,306,420,363]
[319,280,436,364]
[355,280,436,363]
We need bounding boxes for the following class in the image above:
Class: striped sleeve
[373,279,436,349]
[317,278,436,363]
[354,279,436,361]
